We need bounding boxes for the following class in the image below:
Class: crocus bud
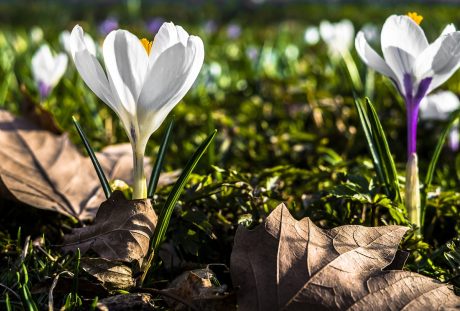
[405,153,420,228]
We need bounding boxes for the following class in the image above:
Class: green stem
[132,147,147,199]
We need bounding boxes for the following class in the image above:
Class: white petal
[32,44,54,84]
[137,36,204,145]
[381,15,428,58]
[103,29,149,116]
[84,33,97,56]
[48,53,68,87]
[355,31,396,80]
[320,20,354,54]
[150,22,186,59]
[59,31,71,54]
[421,91,460,120]
[319,20,333,42]
[337,19,355,50]
[70,26,121,115]
[382,46,416,91]
[441,24,456,36]
[425,31,460,92]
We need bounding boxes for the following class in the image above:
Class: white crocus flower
[420,91,460,151]
[60,30,96,56]
[31,44,68,99]
[70,22,204,199]
[319,19,354,57]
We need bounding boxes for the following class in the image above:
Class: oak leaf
[0,110,174,220]
[230,204,460,310]
[62,191,157,264]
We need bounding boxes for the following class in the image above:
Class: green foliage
[354,97,402,205]
[140,130,217,286]
[1,2,460,308]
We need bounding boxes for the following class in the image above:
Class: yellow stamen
[407,12,423,25]
[140,38,153,55]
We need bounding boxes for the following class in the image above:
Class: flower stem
[132,149,147,199]
[405,153,420,229]
[406,99,419,157]
[405,97,421,229]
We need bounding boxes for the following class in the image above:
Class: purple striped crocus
[355,13,460,227]
[356,13,460,157]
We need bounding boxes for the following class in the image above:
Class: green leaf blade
[147,116,175,198]
[72,116,111,199]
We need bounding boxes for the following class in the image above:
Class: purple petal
[38,81,52,99]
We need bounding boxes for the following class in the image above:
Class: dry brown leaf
[230,204,460,311]
[62,191,157,264]
[164,267,235,311]
[97,293,155,311]
[81,258,135,291]
[0,110,174,220]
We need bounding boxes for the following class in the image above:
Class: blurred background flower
[146,17,165,34]
[304,26,320,45]
[31,44,68,99]
[98,17,119,36]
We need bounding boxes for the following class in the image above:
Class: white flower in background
[30,26,44,44]
[304,26,320,45]
[31,44,68,99]
[60,30,97,56]
[420,91,460,151]
[209,62,222,77]
[360,23,379,43]
[319,19,354,56]
[70,22,204,199]
[245,46,259,61]
[227,23,241,39]
[285,44,299,60]
[420,91,460,120]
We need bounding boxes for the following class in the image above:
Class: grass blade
[147,117,175,198]
[72,116,111,199]
[353,97,401,204]
[365,98,401,203]
[139,129,217,286]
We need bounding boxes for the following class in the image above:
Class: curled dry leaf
[0,110,175,220]
[230,204,460,311]
[164,267,235,311]
[62,191,157,264]
[81,258,135,291]
[97,293,155,311]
